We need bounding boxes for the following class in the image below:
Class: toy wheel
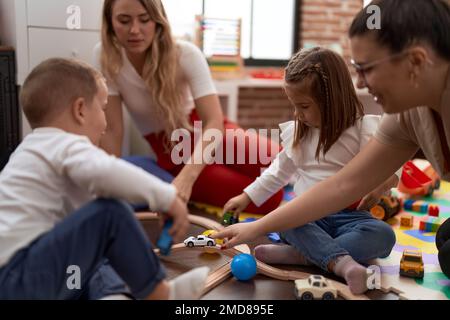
[301,292,314,300]
[207,241,214,246]
[435,179,441,190]
[370,205,385,220]
[322,292,335,300]
[188,242,194,247]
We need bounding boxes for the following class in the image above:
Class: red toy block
[428,205,439,217]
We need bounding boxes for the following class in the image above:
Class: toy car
[222,211,239,226]
[370,195,401,221]
[294,275,337,300]
[400,249,424,278]
[202,229,224,245]
[183,235,216,248]
[398,160,440,197]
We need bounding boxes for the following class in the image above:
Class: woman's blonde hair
[285,47,364,159]
[101,0,191,145]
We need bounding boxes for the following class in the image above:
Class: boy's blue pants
[0,198,166,299]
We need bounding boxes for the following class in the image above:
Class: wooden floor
[140,205,400,300]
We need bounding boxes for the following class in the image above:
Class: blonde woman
[94,0,282,213]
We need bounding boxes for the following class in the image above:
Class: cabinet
[0,47,20,170]
[0,0,103,137]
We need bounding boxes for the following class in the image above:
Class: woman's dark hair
[349,0,450,60]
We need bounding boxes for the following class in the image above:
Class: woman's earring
[410,72,419,89]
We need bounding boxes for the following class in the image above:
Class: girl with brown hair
[220,47,398,295]
[94,0,282,213]
[214,0,450,290]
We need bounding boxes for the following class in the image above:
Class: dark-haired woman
[211,0,450,280]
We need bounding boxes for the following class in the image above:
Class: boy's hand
[210,221,262,249]
[172,173,194,203]
[166,196,190,243]
[222,193,252,219]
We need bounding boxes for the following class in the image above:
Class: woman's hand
[172,172,195,203]
[357,188,387,211]
[223,193,252,219]
[210,220,263,249]
[357,174,399,211]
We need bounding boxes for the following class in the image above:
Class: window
[162,0,301,66]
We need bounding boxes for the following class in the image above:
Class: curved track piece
[138,212,368,300]
[136,212,225,231]
[203,263,232,295]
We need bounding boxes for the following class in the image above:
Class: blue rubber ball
[231,253,257,281]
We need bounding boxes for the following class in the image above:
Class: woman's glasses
[350,51,409,83]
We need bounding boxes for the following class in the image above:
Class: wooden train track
[137,212,369,300]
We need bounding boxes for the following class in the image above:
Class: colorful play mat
[372,181,450,300]
[193,180,450,300]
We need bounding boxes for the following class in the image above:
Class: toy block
[412,201,426,213]
[428,205,440,217]
[156,219,173,256]
[403,199,415,211]
[400,215,414,228]
[419,216,442,232]
[420,203,429,213]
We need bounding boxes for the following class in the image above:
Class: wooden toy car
[400,249,424,278]
[294,275,337,300]
[183,235,216,248]
[370,195,401,221]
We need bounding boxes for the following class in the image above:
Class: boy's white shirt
[0,127,176,267]
[244,115,385,207]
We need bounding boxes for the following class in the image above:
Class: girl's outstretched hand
[210,221,262,249]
